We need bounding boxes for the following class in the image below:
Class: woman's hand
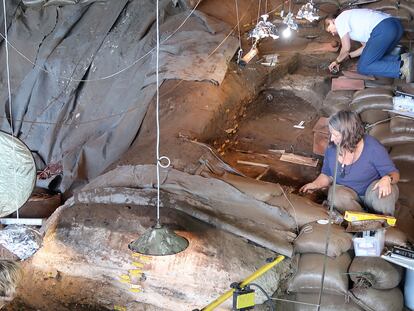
[372,175,392,198]
[328,61,340,73]
[300,182,320,193]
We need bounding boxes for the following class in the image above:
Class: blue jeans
[357,17,403,78]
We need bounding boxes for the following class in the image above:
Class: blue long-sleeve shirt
[321,135,398,196]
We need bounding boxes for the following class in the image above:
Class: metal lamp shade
[128,223,189,256]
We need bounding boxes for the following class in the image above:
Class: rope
[316,146,340,311]
[249,283,275,311]
[2,0,19,218]
[234,0,243,63]
[155,0,161,224]
[0,0,203,83]
[208,0,258,58]
[154,0,171,225]
[280,186,299,233]
[257,0,261,24]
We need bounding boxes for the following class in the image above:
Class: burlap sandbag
[292,293,364,311]
[364,79,394,89]
[395,202,414,242]
[294,222,353,257]
[398,182,414,209]
[385,227,408,247]
[352,88,393,102]
[390,144,414,162]
[368,122,414,147]
[321,90,353,117]
[349,257,403,289]
[350,97,393,114]
[203,171,329,229]
[202,171,283,202]
[359,109,390,125]
[390,116,414,134]
[381,8,412,22]
[394,160,414,182]
[350,287,404,311]
[267,194,329,228]
[288,253,351,295]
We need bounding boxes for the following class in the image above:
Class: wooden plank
[279,153,319,167]
[256,167,270,180]
[237,160,269,168]
[268,149,285,154]
[331,77,365,91]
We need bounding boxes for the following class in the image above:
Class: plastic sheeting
[0,131,36,217]
[0,225,41,260]
[0,1,238,193]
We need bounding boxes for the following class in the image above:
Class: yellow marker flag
[132,262,144,268]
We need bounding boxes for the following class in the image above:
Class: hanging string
[0,0,203,84]
[2,0,19,219]
[234,0,243,63]
[155,0,161,225]
[257,0,261,24]
[155,0,171,226]
[316,146,340,311]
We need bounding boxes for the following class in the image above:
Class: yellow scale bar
[113,306,127,311]
[132,262,144,268]
[131,253,151,262]
[129,269,142,276]
[120,274,130,280]
[129,288,141,293]
[344,211,396,226]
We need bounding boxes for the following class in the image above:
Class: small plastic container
[353,230,385,257]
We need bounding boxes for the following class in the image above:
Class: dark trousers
[357,17,404,78]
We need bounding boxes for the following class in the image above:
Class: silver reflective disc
[0,131,36,217]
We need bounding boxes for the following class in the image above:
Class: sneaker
[400,52,413,83]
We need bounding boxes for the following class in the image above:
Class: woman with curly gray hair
[300,110,399,215]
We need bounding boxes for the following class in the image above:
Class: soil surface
[219,88,322,189]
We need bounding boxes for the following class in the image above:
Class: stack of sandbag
[361,0,414,38]
[368,117,414,214]
[285,221,364,310]
[385,226,409,248]
[350,88,393,124]
[348,257,404,311]
[321,90,354,116]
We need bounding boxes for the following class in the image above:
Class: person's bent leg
[384,18,404,55]
[364,179,399,216]
[357,18,403,77]
[328,184,363,214]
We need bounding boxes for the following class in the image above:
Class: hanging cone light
[128,0,188,256]
[128,223,189,256]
